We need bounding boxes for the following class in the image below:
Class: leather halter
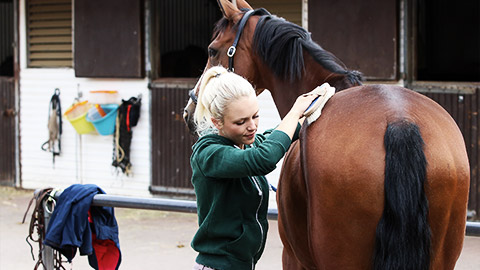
[227,10,255,72]
[189,10,263,104]
[188,89,198,104]
[189,10,256,104]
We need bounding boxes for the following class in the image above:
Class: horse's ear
[236,0,253,10]
[217,0,240,20]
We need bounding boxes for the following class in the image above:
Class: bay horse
[183,0,470,269]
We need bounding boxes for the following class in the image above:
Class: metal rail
[47,191,478,234]
[88,194,480,236]
[466,221,480,237]
[50,192,279,220]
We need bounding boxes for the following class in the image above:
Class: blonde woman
[191,66,317,270]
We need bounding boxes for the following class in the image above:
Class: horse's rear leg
[426,149,469,269]
[428,199,468,270]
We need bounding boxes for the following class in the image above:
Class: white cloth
[304,82,335,125]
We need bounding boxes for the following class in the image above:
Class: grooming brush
[303,83,336,125]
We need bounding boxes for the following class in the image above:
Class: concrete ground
[1,186,479,269]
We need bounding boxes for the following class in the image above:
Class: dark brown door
[309,0,397,80]
[74,0,144,78]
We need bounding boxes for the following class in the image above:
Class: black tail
[373,120,431,270]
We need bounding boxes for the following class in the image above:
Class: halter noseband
[227,9,255,72]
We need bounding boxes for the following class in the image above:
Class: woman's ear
[211,117,223,130]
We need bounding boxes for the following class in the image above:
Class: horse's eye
[208,48,218,58]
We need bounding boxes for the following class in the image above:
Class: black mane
[252,12,363,85]
[212,9,363,86]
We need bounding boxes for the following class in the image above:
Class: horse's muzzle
[183,104,197,136]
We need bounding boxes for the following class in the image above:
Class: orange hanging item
[95,104,106,117]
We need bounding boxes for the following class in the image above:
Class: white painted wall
[19,69,152,196]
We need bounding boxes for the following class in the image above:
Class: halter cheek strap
[227,10,255,72]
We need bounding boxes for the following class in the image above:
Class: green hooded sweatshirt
[190,127,299,270]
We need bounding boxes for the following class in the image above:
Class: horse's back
[298,85,469,269]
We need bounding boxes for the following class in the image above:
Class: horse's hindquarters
[296,85,470,269]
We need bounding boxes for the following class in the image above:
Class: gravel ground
[0,186,478,269]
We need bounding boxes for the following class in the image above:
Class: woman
[191,66,318,270]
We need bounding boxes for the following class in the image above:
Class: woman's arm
[194,130,292,178]
[194,94,318,178]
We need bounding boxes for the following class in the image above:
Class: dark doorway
[416,0,480,81]
[0,0,14,77]
[151,0,221,78]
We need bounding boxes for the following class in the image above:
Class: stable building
[0,0,479,218]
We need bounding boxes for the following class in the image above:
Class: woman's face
[212,95,259,149]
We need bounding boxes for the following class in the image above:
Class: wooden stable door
[150,85,196,196]
[0,0,16,186]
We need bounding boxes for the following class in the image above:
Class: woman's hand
[290,93,320,119]
[275,93,320,139]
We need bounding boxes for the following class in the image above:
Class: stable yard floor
[1,187,478,269]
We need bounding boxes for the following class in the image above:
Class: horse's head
[183,0,269,134]
[183,0,364,132]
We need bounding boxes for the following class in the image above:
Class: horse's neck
[270,82,304,117]
[303,52,357,91]
[269,54,350,118]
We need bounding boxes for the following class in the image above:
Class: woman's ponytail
[193,66,256,136]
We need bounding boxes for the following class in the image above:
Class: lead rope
[41,88,62,167]
[112,95,141,175]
